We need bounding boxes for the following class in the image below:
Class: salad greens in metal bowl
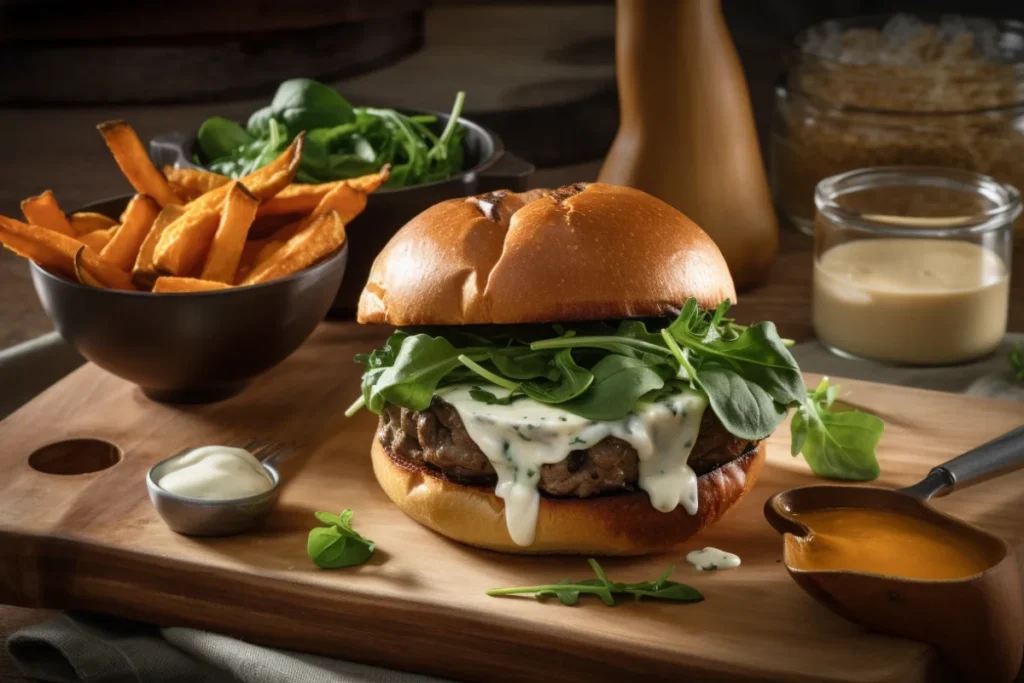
[195,78,467,188]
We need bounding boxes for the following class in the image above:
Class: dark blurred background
[0,0,1021,347]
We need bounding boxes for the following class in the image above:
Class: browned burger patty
[378,397,757,498]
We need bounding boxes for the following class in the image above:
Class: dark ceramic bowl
[150,109,534,314]
[30,195,347,404]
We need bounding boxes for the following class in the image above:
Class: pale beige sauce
[813,238,1008,364]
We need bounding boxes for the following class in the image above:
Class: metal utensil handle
[902,424,1024,500]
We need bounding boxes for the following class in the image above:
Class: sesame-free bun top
[357,182,736,326]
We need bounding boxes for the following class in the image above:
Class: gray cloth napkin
[7,614,447,683]
[6,334,1024,683]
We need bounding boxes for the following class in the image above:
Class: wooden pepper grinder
[599,0,778,291]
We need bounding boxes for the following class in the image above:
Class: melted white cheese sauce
[437,384,707,546]
[686,547,741,571]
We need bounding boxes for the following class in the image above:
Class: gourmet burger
[348,182,871,555]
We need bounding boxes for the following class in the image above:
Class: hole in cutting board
[28,439,122,475]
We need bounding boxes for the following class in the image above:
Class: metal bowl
[146,450,281,537]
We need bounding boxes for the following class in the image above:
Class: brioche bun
[357,182,735,326]
[371,437,766,556]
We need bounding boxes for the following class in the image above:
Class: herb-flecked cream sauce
[436,384,707,546]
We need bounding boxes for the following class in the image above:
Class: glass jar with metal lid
[772,14,1024,235]
[813,166,1019,365]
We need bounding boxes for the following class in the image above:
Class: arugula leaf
[1011,343,1024,383]
[790,379,883,481]
[307,509,375,569]
[561,356,665,421]
[487,559,703,606]
[198,79,467,187]
[521,350,594,403]
[469,387,525,405]
[457,354,519,391]
[488,348,559,381]
[349,299,885,482]
[668,299,804,407]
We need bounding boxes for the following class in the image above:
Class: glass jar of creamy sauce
[812,167,1018,365]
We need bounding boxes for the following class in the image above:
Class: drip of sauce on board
[786,508,999,580]
[686,547,741,571]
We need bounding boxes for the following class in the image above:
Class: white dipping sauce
[686,547,741,571]
[157,446,273,500]
[813,238,1009,365]
[437,384,707,546]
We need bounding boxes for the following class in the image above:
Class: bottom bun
[371,437,766,555]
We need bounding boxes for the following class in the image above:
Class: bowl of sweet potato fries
[2,120,387,402]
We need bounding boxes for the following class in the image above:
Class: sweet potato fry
[132,204,186,289]
[309,183,369,225]
[154,134,304,276]
[100,194,160,271]
[20,190,74,237]
[200,182,259,283]
[73,247,105,287]
[0,219,69,274]
[163,166,230,202]
[0,216,133,289]
[78,227,115,252]
[247,212,302,239]
[69,212,117,235]
[242,209,346,285]
[97,120,180,207]
[152,277,231,293]
[255,168,390,218]
[150,206,221,278]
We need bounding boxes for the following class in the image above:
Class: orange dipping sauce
[786,508,999,580]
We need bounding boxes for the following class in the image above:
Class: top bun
[357,182,736,326]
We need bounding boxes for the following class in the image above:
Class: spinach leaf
[521,350,594,403]
[561,355,664,421]
[366,334,469,413]
[200,80,467,186]
[790,379,883,481]
[695,366,788,441]
[308,509,375,569]
[349,299,885,482]
[246,105,275,137]
[270,78,354,133]
[196,117,253,162]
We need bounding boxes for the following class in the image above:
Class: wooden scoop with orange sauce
[766,426,1024,683]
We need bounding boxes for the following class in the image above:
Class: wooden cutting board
[1,322,1022,683]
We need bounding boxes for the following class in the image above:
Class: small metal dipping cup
[146,450,281,537]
